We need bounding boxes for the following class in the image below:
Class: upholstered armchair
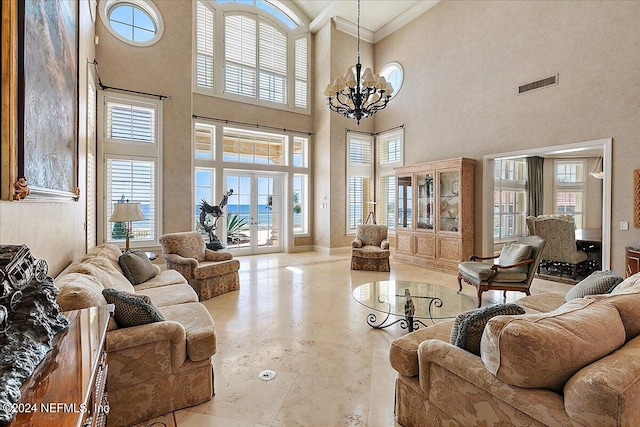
[160,231,240,300]
[532,217,588,279]
[351,224,391,272]
[526,214,574,236]
[458,235,545,307]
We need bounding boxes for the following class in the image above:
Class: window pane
[349,176,371,230]
[107,159,156,243]
[106,102,156,143]
[195,124,215,159]
[293,137,307,167]
[379,175,396,229]
[349,138,372,165]
[196,1,215,88]
[222,128,284,165]
[293,174,307,234]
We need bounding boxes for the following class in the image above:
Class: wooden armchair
[458,236,545,307]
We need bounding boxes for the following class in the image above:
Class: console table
[8,305,113,427]
[626,246,640,278]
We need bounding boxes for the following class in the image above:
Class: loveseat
[390,272,640,426]
[54,244,216,427]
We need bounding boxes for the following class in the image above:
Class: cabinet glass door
[416,173,434,229]
[439,170,460,232]
[397,176,412,228]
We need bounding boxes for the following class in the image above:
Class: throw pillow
[565,270,624,301]
[498,242,532,273]
[119,250,157,285]
[102,288,165,328]
[450,303,525,355]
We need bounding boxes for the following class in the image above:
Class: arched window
[195,0,309,111]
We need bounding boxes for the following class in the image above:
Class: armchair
[458,236,545,307]
[532,217,588,279]
[160,231,240,300]
[351,224,391,272]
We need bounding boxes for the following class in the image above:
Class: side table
[626,246,640,277]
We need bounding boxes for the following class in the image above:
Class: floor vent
[519,74,558,94]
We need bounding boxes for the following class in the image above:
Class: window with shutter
[347,133,373,233]
[196,1,215,89]
[194,2,309,112]
[99,92,162,248]
[294,37,308,109]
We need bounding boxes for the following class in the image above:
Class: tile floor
[139,252,573,427]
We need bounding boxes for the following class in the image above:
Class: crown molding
[374,0,440,43]
[332,16,374,44]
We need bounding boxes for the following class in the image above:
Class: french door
[224,172,282,255]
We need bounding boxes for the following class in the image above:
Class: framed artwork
[17,0,79,200]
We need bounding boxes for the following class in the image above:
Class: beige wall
[0,0,95,276]
[374,0,640,273]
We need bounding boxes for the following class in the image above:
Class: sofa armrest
[418,339,569,424]
[352,237,363,248]
[204,249,233,262]
[106,320,187,371]
[381,239,390,250]
[163,253,198,268]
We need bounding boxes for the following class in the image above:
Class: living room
[1,0,640,426]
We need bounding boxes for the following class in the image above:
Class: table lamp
[109,201,146,251]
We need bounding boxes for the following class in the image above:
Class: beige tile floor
[141,252,573,427]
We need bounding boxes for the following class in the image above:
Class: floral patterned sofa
[54,244,216,426]
[389,272,640,426]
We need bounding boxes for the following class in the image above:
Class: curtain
[526,156,544,217]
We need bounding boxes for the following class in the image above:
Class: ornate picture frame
[4,0,79,201]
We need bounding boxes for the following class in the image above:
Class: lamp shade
[109,202,146,222]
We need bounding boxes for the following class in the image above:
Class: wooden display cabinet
[626,246,640,277]
[394,157,475,272]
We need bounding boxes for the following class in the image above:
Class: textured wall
[373,0,640,273]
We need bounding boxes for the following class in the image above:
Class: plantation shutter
[294,37,307,108]
[379,137,401,164]
[349,137,372,166]
[196,1,214,89]
[106,158,156,243]
[258,20,287,104]
[349,177,371,230]
[225,14,257,97]
[105,101,156,144]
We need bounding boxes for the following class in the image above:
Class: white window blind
[348,176,370,230]
[349,137,372,166]
[225,14,257,97]
[106,101,156,143]
[258,20,287,104]
[378,175,396,229]
[379,137,401,164]
[196,1,214,89]
[106,158,156,243]
[294,37,307,108]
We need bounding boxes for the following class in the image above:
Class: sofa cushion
[449,304,525,355]
[390,320,454,377]
[457,262,527,283]
[481,298,626,392]
[193,259,241,280]
[69,257,135,293]
[351,247,390,259]
[103,288,165,328]
[159,303,217,361]
[565,270,624,301]
[119,250,157,285]
[610,272,640,294]
[134,269,188,290]
[82,243,124,274]
[498,242,532,273]
[55,273,119,331]
[516,292,567,313]
[136,283,198,307]
[586,292,640,341]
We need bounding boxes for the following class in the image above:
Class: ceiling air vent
[518,74,558,94]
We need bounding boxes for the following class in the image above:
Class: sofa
[54,244,216,427]
[389,272,640,426]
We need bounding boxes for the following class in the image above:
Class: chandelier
[324,0,394,125]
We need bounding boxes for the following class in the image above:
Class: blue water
[195,204,302,227]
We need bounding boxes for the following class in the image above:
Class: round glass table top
[352,280,476,320]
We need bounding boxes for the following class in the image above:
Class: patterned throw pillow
[102,288,165,328]
[119,250,157,285]
[565,270,624,301]
[450,303,525,355]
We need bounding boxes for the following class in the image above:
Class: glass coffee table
[352,280,476,332]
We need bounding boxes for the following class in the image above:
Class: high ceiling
[290,0,440,43]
